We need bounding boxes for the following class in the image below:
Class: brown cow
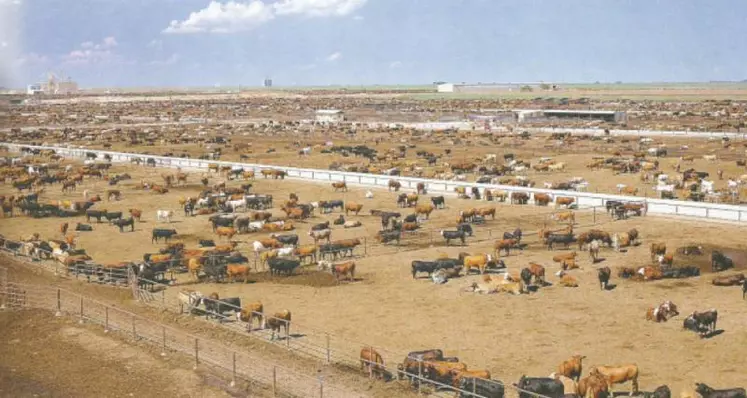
[650,242,666,260]
[712,273,745,286]
[60,222,69,235]
[360,347,387,380]
[534,193,551,206]
[388,180,401,192]
[476,206,496,220]
[416,182,426,194]
[555,197,575,208]
[187,257,204,280]
[422,361,468,385]
[215,227,237,240]
[294,244,319,263]
[494,239,519,256]
[345,202,363,215]
[129,208,142,221]
[558,354,585,382]
[415,203,435,219]
[227,264,251,283]
[553,211,575,224]
[529,262,546,285]
[589,365,639,396]
[578,372,609,398]
[237,301,264,330]
[332,181,348,192]
[450,369,491,388]
[332,261,356,282]
[266,310,291,340]
[552,251,578,263]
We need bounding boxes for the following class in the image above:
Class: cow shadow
[592,257,607,264]
[526,285,540,293]
[603,283,618,291]
[701,329,724,339]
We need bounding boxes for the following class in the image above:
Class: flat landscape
[2,88,747,397]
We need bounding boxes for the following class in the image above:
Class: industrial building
[436,82,556,93]
[515,109,627,124]
[26,73,78,95]
[315,109,345,124]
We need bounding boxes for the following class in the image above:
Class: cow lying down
[463,275,525,295]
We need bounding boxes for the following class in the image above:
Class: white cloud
[164,1,275,34]
[149,53,180,66]
[274,0,366,17]
[147,39,163,49]
[164,0,367,34]
[14,52,48,66]
[389,61,402,69]
[62,37,120,65]
[326,51,341,62]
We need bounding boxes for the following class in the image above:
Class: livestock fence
[0,266,364,398]
[4,143,746,223]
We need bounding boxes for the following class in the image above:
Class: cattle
[360,347,389,380]
[151,228,177,243]
[548,373,578,396]
[555,197,575,209]
[650,242,667,261]
[456,223,473,237]
[613,232,632,252]
[552,211,575,224]
[556,355,585,382]
[546,233,575,250]
[156,209,174,223]
[580,238,598,262]
[268,257,300,276]
[215,227,237,240]
[311,220,330,231]
[331,181,348,192]
[376,230,401,245]
[534,193,551,206]
[458,377,505,398]
[308,228,331,244]
[226,264,251,283]
[411,260,440,279]
[441,229,466,246]
[431,196,445,209]
[712,273,745,286]
[112,217,135,232]
[476,206,496,220]
[202,293,241,319]
[712,251,734,272]
[270,233,298,247]
[515,375,564,398]
[463,254,493,275]
[344,202,363,215]
[503,228,523,243]
[450,369,491,389]
[178,290,204,313]
[683,313,709,336]
[129,208,142,221]
[646,385,672,398]
[578,372,609,398]
[694,383,746,398]
[589,365,639,396]
[494,239,520,257]
[422,360,468,386]
[646,300,679,322]
[237,301,264,330]
[388,180,401,192]
[743,279,747,300]
[415,203,435,219]
[598,266,612,290]
[318,260,356,282]
[396,349,445,383]
[266,310,291,340]
[691,309,718,334]
[511,192,529,205]
[86,209,107,223]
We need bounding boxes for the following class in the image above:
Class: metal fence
[0,276,362,398]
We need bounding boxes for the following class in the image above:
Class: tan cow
[237,301,264,330]
[590,365,639,396]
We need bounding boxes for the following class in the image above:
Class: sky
[1,0,746,88]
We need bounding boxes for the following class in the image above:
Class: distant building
[26,73,79,95]
[27,84,43,95]
[315,109,344,124]
[514,109,627,124]
[436,82,556,93]
[263,78,272,87]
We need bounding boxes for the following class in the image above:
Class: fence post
[593,207,596,223]
[286,321,290,347]
[194,338,199,369]
[272,366,277,396]
[319,378,324,398]
[162,289,165,305]
[78,296,84,323]
[231,351,237,387]
[132,315,136,339]
[161,327,167,355]
[104,307,109,332]
[55,288,61,316]
[418,360,422,394]
[325,334,331,364]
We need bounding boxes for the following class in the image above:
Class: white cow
[616,184,627,193]
[156,210,174,223]
[227,198,246,212]
[365,191,374,199]
[252,241,268,252]
[276,247,295,257]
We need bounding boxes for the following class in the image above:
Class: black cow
[434,257,463,270]
[711,251,734,272]
[695,384,746,398]
[515,376,564,398]
[203,296,241,318]
[692,309,718,333]
[272,234,299,247]
[151,228,177,243]
[645,385,672,398]
[311,221,330,231]
[606,200,623,214]
[459,377,505,398]
[199,239,215,247]
[598,266,611,290]
[503,228,522,243]
[546,233,575,250]
[441,230,466,246]
[210,216,234,231]
[431,196,445,209]
[268,258,301,276]
[683,314,709,337]
[75,223,93,231]
[404,213,418,223]
[319,243,345,260]
[520,268,533,286]
[377,230,401,245]
[411,261,439,279]
[662,266,700,279]
[333,215,345,225]
[104,211,123,223]
[112,217,135,232]
[86,210,107,223]
[457,223,473,237]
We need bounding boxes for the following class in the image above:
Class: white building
[315,109,345,124]
[437,83,455,93]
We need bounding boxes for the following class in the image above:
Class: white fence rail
[3,143,746,223]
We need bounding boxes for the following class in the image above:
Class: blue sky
[2,0,746,88]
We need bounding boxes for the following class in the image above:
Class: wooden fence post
[418,360,422,394]
[593,207,597,223]
[132,315,136,339]
[78,296,84,323]
[319,378,324,398]
[194,338,199,369]
[272,366,277,396]
[55,288,61,316]
[231,352,237,387]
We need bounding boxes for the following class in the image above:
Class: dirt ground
[0,310,245,398]
[2,158,747,394]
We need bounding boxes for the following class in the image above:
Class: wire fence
[0,276,363,398]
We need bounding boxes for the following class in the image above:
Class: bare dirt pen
[2,159,747,393]
[77,130,747,202]
[0,309,241,397]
